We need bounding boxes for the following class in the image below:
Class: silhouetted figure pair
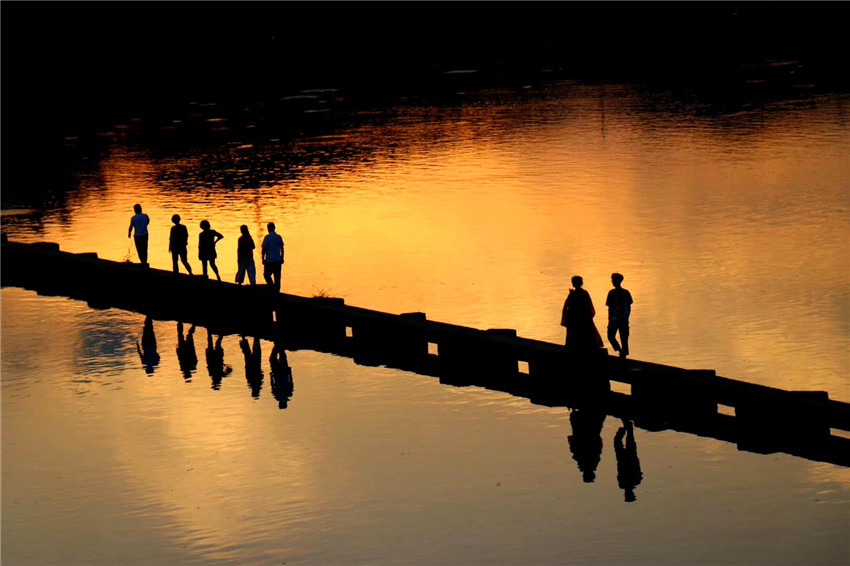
[240,336,264,398]
[136,316,160,374]
[128,203,150,267]
[169,215,193,275]
[562,275,603,355]
[269,341,294,409]
[606,273,633,358]
[261,222,284,291]
[236,225,257,285]
[199,220,224,281]
[176,322,198,380]
[614,419,643,502]
[206,329,232,389]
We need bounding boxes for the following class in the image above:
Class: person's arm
[215,231,224,243]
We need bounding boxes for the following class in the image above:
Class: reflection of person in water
[269,341,294,409]
[561,275,604,354]
[614,419,643,502]
[567,408,606,483]
[176,322,198,380]
[137,316,160,374]
[205,329,232,389]
[240,336,264,398]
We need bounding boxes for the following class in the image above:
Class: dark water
[2,38,849,566]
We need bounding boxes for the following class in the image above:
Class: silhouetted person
[261,222,284,291]
[561,275,604,354]
[136,316,160,374]
[567,408,606,483]
[169,214,193,275]
[614,419,643,502]
[176,322,198,380]
[606,273,633,358]
[205,329,232,389]
[269,341,293,409]
[128,203,150,267]
[198,219,224,281]
[240,335,264,398]
[236,225,257,285]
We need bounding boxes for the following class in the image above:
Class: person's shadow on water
[240,336,264,399]
[176,322,198,381]
[567,408,606,483]
[269,341,293,409]
[614,418,643,502]
[205,329,232,390]
[137,316,160,375]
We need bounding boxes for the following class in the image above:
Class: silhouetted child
[198,219,224,281]
[136,316,160,374]
[236,225,256,285]
[240,336,263,398]
[206,329,232,390]
[606,272,633,358]
[169,214,193,275]
[127,203,150,267]
[176,322,198,380]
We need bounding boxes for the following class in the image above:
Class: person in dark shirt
[127,203,150,267]
[169,214,193,275]
[561,275,604,354]
[605,273,633,358]
[198,219,224,281]
[235,225,256,285]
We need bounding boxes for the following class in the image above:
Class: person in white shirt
[127,203,150,267]
[261,222,284,292]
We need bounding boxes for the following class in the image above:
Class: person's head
[267,222,276,233]
[571,275,583,289]
[240,224,249,236]
[611,272,624,287]
[582,470,596,483]
[133,203,142,214]
[624,488,636,502]
[200,220,210,231]
[172,214,181,225]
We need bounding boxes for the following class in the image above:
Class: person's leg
[236,259,246,284]
[140,235,149,265]
[263,262,274,286]
[620,323,630,356]
[134,236,148,265]
[247,260,256,285]
[210,258,221,281]
[607,324,621,353]
[273,262,282,291]
[180,250,192,274]
[172,251,179,273]
[202,259,209,278]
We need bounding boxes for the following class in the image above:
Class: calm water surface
[2,82,849,564]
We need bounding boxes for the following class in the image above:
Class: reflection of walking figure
[169,214,193,275]
[206,329,232,390]
[240,336,264,398]
[198,220,224,281]
[261,222,284,292]
[137,316,160,374]
[128,203,150,267]
[269,341,294,409]
[176,322,198,380]
[606,273,633,358]
[567,408,606,483]
[235,225,257,285]
[561,275,604,353]
[614,419,643,502]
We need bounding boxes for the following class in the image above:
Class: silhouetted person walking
[176,322,198,380]
[269,340,294,409]
[606,272,633,358]
[614,419,643,502]
[261,222,284,292]
[128,203,150,267]
[236,225,256,285]
[198,220,224,281]
[568,408,606,483]
[206,329,232,390]
[169,214,193,275]
[137,316,160,374]
[240,335,264,398]
[562,275,603,354]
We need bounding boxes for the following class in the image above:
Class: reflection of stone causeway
[3,236,848,468]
